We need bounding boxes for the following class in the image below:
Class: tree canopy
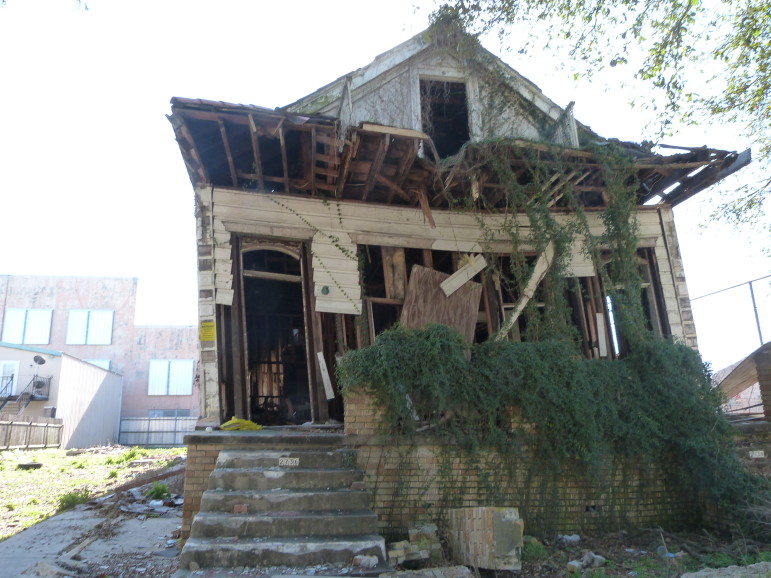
[436,0,770,226]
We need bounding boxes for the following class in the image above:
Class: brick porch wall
[181,441,233,539]
[343,391,695,538]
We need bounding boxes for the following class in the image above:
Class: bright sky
[0,0,768,371]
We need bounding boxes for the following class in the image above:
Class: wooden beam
[316,352,335,400]
[360,122,430,140]
[311,128,318,197]
[381,246,395,299]
[395,140,419,188]
[242,270,301,283]
[218,120,238,187]
[413,186,436,228]
[247,114,265,190]
[363,134,390,201]
[440,254,488,297]
[336,133,357,198]
[375,174,412,203]
[494,242,555,341]
[278,125,289,192]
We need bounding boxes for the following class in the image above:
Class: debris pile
[388,523,444,567]
[27,474,185,577]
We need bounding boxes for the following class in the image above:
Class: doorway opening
[242,249,311,425]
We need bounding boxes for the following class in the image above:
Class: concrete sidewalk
[0,504,182,577]
[0,507,106,576]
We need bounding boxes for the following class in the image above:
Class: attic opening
[242,249,311,424]
[420,79,470,158]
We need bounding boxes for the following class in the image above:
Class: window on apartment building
[148,409,191,418]
[1,360,20,394]
[1,308,53,344]
[420,79,470,158]
[85,359,110,370]
[66,310,114,345]
[147,359,195,396]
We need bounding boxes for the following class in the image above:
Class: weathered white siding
[191,187,694,414]
[290,40,573,146]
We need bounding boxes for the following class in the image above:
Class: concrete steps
[178,443,386,573]
[208,467,364,491]
[181,535,386,568]
[200,488,372,513]
[190,509,379,538]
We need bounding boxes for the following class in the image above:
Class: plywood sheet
[400,265,482,342]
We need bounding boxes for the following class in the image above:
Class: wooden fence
[119,417,197,447]
[0,413,63,450]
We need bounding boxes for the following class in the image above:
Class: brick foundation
[344,390,695,537]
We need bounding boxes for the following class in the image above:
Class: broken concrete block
[408,523,439,543]
[580,551,607,568]
[352,554,379,568]
[32,561,72,577]
[559,534,581,544]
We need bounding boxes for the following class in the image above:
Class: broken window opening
[420,79,470,159]
[242,249,311,425]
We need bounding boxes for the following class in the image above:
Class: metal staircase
[0,375,51,414]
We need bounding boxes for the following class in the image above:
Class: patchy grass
[0,446,185,541]
[519,530,771,577]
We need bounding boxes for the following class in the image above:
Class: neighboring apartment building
[0,275,199,419]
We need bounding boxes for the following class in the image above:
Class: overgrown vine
[337,137,763,534]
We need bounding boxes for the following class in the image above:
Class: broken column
[446,507,523,571]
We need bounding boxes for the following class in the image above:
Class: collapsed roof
[169,97,751,211]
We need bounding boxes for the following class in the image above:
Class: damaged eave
[169,97,752,213]
[636,146,752,207]
[719,342,771,400]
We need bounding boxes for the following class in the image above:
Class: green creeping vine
[337,325,761,525]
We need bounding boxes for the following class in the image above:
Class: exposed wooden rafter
[363,133,390,201]
[247,114,265,190]
[169,97,751,212]
[218,120,238,187]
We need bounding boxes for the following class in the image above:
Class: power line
[690,274,771,301]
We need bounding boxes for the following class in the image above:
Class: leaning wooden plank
[316,352,336,400]
[440,254,488,297]
[494,242,555,341]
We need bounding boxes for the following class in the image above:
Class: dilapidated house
[169,21,750,429]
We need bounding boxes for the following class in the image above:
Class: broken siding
[292,47,564,145]
[285,29,575,146]
[311,231,362,315]
[655,206,698,348]
[195,185,225,422]
[203,189,688,335]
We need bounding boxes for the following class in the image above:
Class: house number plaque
[278,457,300,467]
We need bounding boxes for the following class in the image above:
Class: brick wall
[734,421,771,480]
[344,391,695,538]
[181,442,222,539]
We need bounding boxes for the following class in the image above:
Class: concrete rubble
[387,524,443,567]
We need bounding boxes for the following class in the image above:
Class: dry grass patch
[0,445,185,541]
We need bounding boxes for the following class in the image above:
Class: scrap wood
[440,254,487,297]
